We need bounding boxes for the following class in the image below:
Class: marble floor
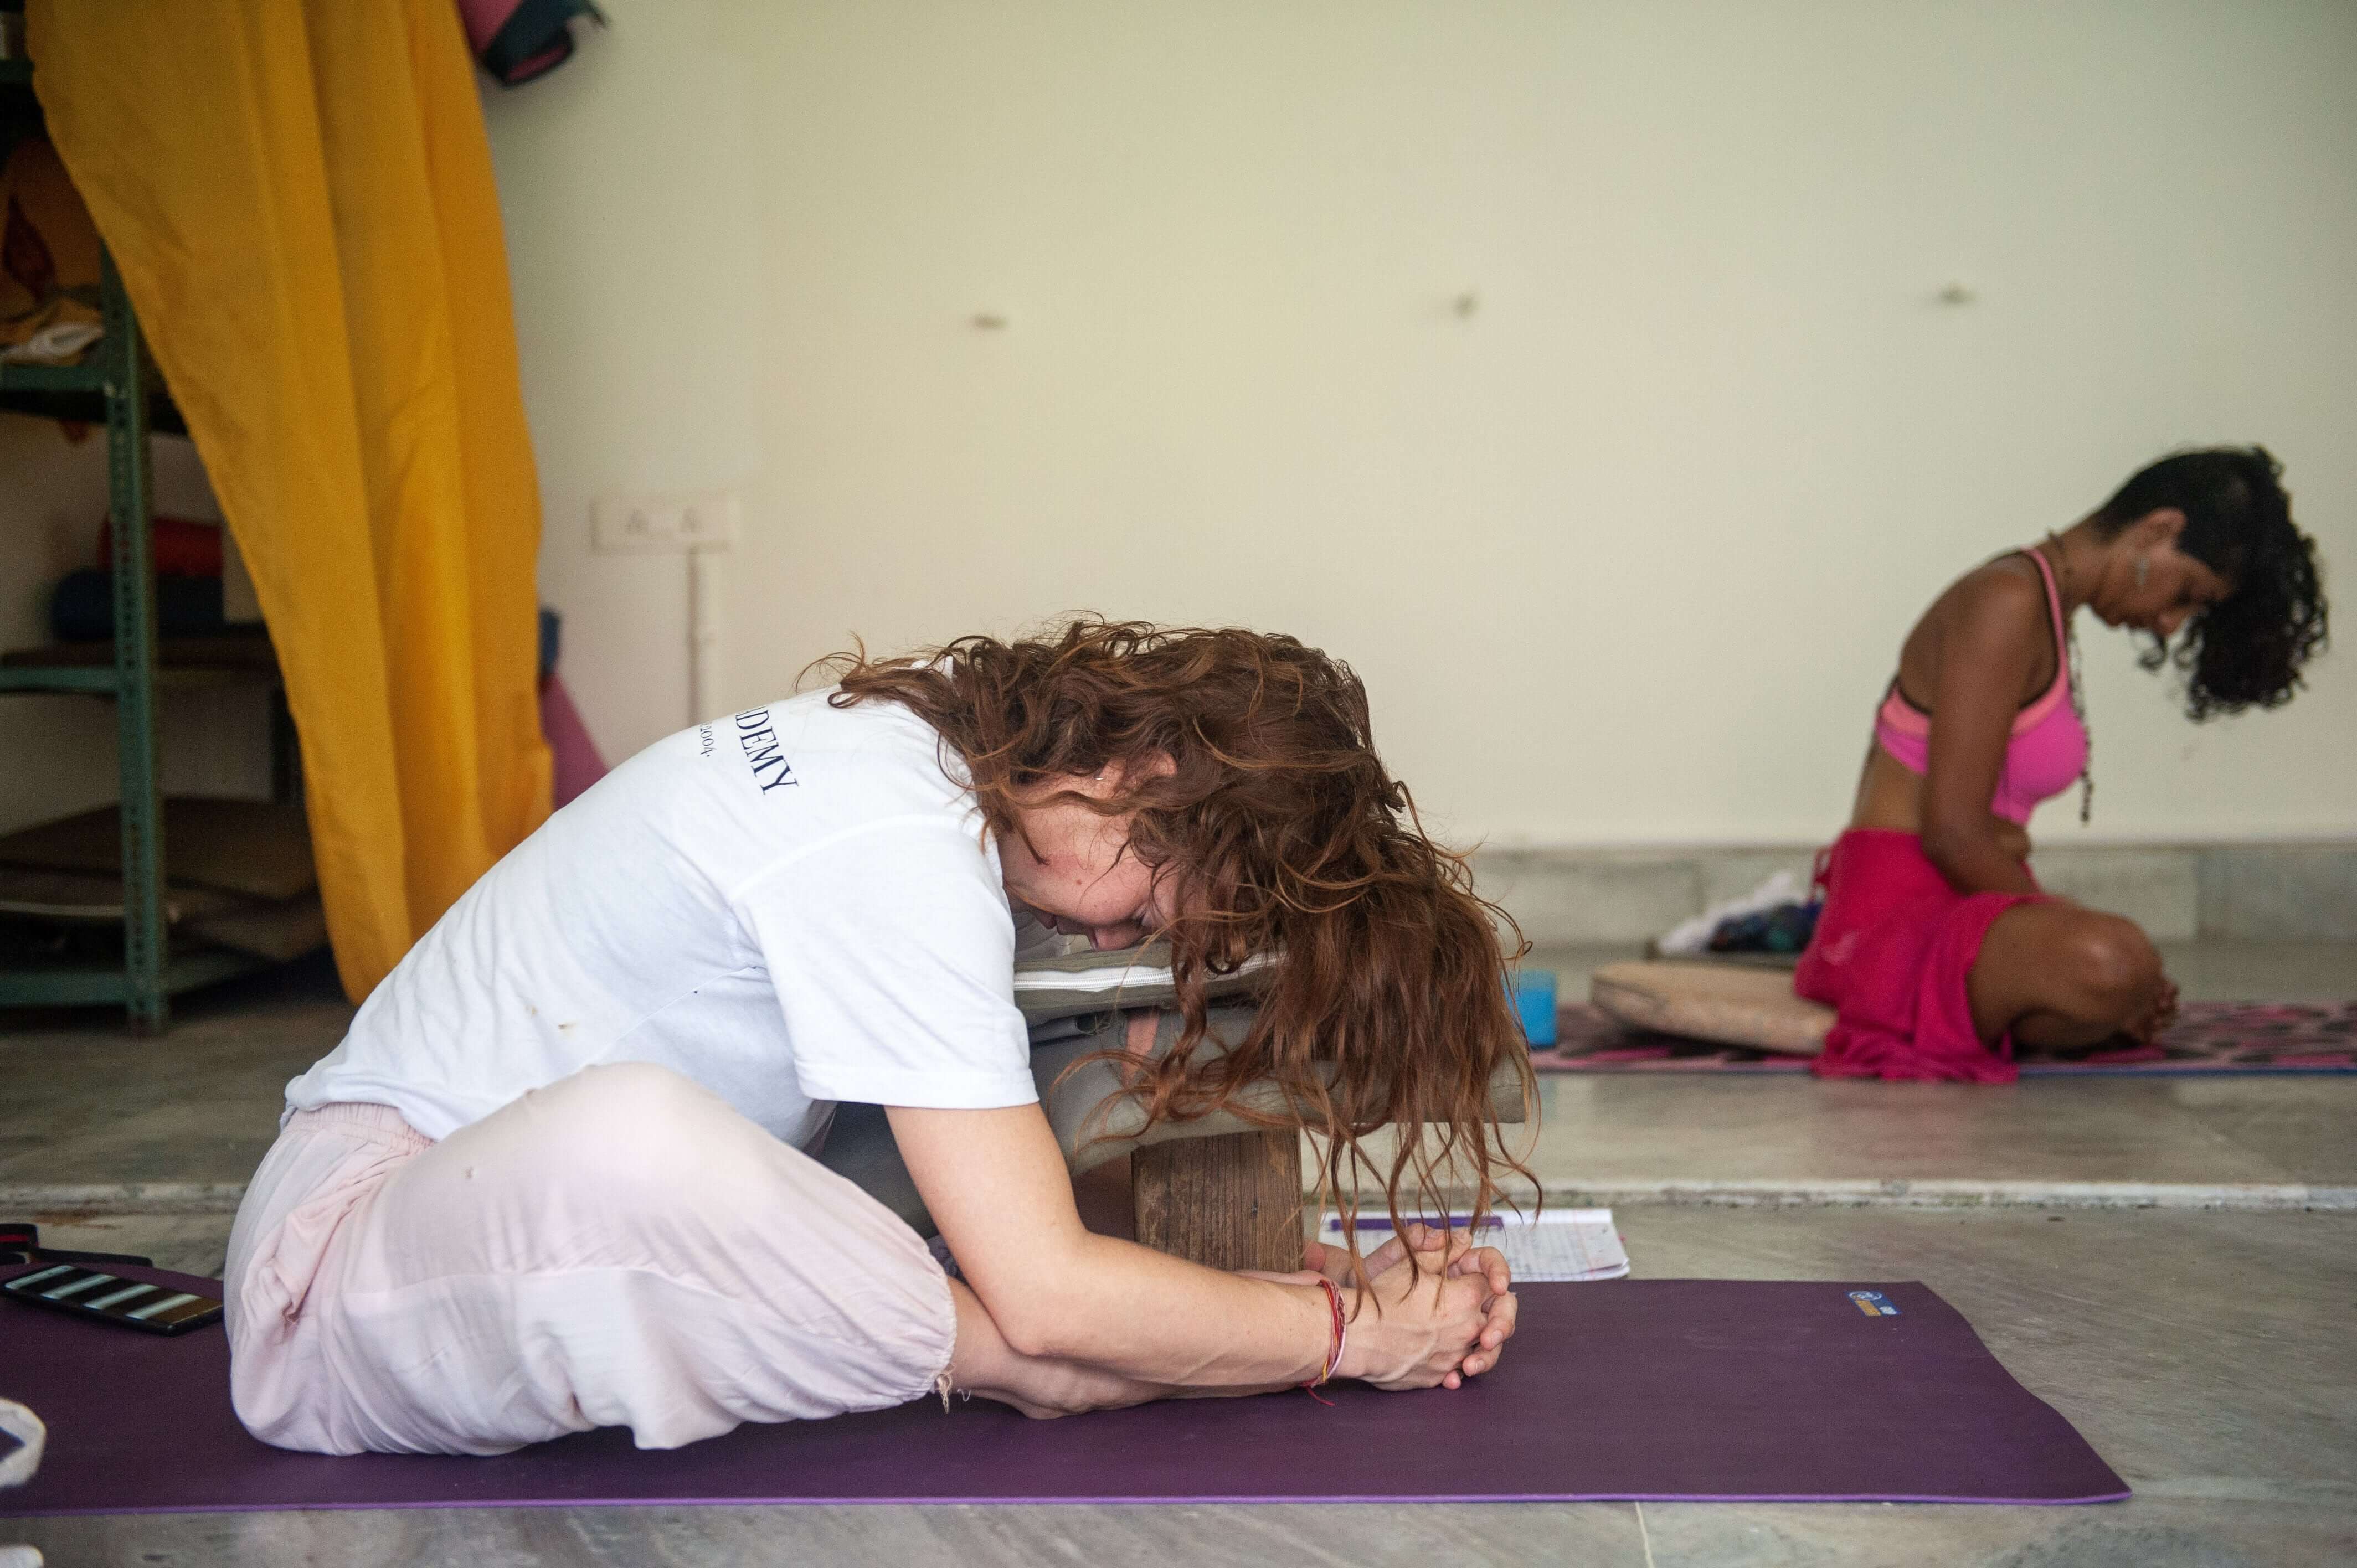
[4,943,2354,1566]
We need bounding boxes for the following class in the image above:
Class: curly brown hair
[814,618,1537,1277]
[2093,446,2328,720]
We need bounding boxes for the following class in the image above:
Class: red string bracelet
[1300,1277,1346,1404]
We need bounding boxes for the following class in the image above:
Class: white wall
[0,421,269,836]
[488,0,2357,850]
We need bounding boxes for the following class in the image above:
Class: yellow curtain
[29,0,552,999]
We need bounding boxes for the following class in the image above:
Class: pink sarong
[1795,830,2045,1084]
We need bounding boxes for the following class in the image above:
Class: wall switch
[593,491,740,554]
[676,492,739,550]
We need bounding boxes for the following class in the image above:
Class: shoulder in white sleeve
[738,816,1035,1110]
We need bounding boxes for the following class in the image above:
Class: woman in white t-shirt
[224,620,1532,1455]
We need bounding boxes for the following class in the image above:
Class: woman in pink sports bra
[1797,448,2328,1082]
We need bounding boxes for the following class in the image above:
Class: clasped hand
[1243,1221,1517,1391]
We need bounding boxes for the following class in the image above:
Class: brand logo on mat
[1848,1290,1900,1317]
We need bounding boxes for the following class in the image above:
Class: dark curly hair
[2093,446,2328,719]
[813,619,1536,1282]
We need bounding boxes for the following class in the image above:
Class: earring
[2135,555,2149,590]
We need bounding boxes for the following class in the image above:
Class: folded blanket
[1012,942,1278,1028]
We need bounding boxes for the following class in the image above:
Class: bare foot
[2127,976,2181,1044]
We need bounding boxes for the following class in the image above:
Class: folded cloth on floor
[1706,899,1820,955]
[1655,868,1811,957]
[0,1265,2129,1512]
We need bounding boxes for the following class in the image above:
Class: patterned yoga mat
[1530,1000,2357,1076]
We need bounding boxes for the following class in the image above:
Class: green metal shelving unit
[0,48,271,1031]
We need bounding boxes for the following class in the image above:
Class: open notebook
[1318,1207,1629,1283]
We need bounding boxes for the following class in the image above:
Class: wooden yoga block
[1131,1128,1305,1273]
[1589,959,1835,1056]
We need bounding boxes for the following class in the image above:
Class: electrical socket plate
[592,491,740,554]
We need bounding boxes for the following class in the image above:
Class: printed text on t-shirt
[731,708,799,792]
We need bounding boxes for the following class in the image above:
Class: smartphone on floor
[3,1263,223,1335]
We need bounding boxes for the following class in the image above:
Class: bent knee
[543,1060,719,1128]
[2059,917,2162,1013]
[521,1062,770,1198]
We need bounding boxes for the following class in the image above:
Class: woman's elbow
[977,1281,1085,1361]
[995,1309,1063,1361]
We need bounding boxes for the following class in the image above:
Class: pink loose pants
[223,1062,957,1455]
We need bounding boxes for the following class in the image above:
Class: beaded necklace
[2043,532,2094,823]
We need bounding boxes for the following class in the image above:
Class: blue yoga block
[1509,970,1558,1047]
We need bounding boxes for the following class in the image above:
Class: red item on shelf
[94,513,224,578]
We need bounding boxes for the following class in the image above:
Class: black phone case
[3,1263,224,1335]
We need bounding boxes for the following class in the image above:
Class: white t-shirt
[285,690,1038,1148]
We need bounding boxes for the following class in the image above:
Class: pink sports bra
[1872,548,2088,826]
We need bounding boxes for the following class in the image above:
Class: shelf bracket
[102,249,169,1035]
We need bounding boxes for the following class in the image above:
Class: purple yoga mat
[0,1265,2126,1515]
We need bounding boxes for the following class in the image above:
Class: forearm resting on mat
[942,1246,1506,1419]
[889,1104,1511,1399]
[893,1103,1340,1385]
[943,1276,1197,1417]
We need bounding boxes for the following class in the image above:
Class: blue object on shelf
[1508,969,1558,1047]
[51,569,225,641]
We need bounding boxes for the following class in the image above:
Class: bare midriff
[1846,742,2032,863]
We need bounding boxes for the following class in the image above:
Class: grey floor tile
[11,1500,1650,1567]
[2199,845,2357,942]
[1637,1496,2356,1568]
[1520,1073,2342,1187]
[2152,939,2357,1003]
[29,1211,235,1276]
